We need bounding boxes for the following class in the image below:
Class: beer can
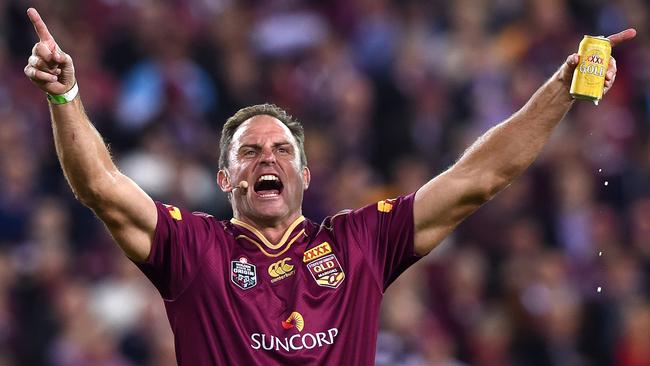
[570,35,611,104]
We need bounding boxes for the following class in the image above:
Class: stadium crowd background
[0,0,648,365]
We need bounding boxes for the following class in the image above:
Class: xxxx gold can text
[570,35,611,103]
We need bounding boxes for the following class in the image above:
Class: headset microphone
[228,181,248,193]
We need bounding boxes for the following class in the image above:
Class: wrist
[551,70,575,104]
[47,82,79,105]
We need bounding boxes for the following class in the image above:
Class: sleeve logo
[377,199,396,213]
[163,204,182,220]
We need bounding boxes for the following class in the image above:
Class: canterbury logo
[282,311,305,332]
[268,258,294,278]
[303,242,332,263]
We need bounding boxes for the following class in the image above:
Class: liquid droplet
[604,181,609,186]
[599,251,603,256]
[597,286,602,293]
[598,169,602,173]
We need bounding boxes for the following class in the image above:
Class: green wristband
[47,82,79,105]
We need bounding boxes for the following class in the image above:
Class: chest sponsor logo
[307,253,345,288]
[303,242,332,263]
[231,257,257,290]
[268,258,295,283]
[281,311,304,331]
[251,328,339,352]
[251,312,339,352]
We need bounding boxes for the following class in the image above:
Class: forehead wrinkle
[232,117,298,150]
[228,116,301,164]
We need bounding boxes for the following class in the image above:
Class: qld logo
[307,254,345,288]
[231,257,257,290]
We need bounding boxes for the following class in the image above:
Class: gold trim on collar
[230,216,305,250]
[237,229,306,258]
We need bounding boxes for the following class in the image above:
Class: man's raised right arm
[24,8,156,262]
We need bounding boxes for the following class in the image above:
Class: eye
[243,149,257,157]
[276,145,292,155]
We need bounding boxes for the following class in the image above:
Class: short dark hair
[218,104,307,170]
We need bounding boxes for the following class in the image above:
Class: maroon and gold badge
[306,253,345,289]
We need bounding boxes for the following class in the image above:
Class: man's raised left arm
[412,29,636,256]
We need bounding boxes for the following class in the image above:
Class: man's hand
[24,8,76,95]
[558,28,637,95]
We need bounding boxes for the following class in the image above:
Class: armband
[47,82,79,105]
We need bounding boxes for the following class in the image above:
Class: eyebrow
[238,142,293,150]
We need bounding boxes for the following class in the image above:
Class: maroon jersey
[136,194,421,365]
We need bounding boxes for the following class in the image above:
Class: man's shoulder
[315,194,416,230]
[324,208,353,221]
[157,201,231,233]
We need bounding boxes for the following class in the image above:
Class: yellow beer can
[570,35,611,104]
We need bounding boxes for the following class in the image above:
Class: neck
[232,211,303,245]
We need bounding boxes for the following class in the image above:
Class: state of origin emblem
[231,257,257,290]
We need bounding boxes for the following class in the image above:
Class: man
[24,7,635,366]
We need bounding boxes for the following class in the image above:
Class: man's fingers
[607,28,637,47]
[53,50,66,64]
[604,75,615,93]
[27,8,55,45]
[566,53,579,67]
[33,42,54,63]
[24,65,58,83]
[609,56,617,71]
[605,57,617,82]
[559,53,579,83]
[28,55,60,74]
[32,42,69,67]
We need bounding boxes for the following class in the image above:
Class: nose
[260,147,276,165]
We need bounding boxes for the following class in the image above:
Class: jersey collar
[230,216,306,256]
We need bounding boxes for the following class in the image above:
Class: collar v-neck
[230,216,306,250]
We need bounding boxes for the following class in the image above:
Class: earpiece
[225,180,248,193]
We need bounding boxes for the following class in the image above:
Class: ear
[302,166,311,190]
[217,169,232,192]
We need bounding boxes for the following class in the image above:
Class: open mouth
[254,174,284,198]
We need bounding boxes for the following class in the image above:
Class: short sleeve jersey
[136,194,421,365]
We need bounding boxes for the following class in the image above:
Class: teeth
[257,175,279,182]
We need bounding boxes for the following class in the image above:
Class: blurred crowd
[0,0,648,365]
